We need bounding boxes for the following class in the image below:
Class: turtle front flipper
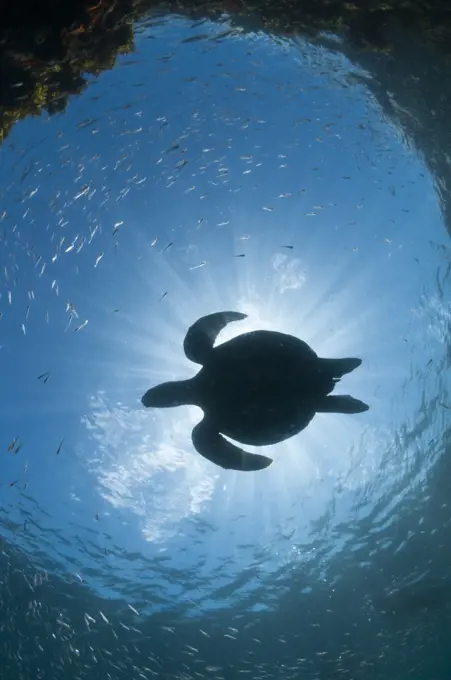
[192,418,273,472]
[315,395,369,413]
[184,311,247,364]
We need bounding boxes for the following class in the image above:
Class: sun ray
[77,230,390,549]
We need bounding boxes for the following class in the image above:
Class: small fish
[74,186,89,200]
[56,439,64,455]
[159,292,168,303]
[262,206,273,212]
[162,242,173,253]
[189,261,207,270]
[74,320,88,332]
[281,245,293,249]
[99,611,109,624]
[94,253,104,267]
[37,372,51,384]
[77,118,96,129]
[66,301,78,318]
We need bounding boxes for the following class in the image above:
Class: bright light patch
[80,246,381,548]
[84,392,216,543]
[272,253,307,293]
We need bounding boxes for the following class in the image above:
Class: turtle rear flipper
[192,418,273,471]
[184,311,247,364]
[142,379,196,408]
[315,395,369,414]
[319,357,362,377]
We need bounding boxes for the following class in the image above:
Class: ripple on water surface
[1,10,451,680]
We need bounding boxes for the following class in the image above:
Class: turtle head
[142,379,197,409]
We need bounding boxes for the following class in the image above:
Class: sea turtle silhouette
[142,311,369,471]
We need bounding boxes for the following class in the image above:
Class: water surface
[1,13,450,680]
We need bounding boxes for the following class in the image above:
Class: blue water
[1,13,450,680]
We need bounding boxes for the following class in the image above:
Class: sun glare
[82,230,386,551]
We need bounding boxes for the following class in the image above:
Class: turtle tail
[142,379,197,408]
